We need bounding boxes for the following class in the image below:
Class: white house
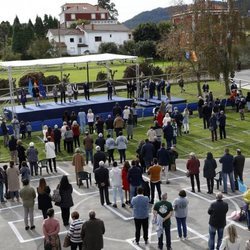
[47,23,132,55]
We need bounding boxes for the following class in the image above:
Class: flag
[191,51,198,62]
[185,51,190,60]
[28,78,33,96]
[38,79,46,98]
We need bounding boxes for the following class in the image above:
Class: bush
[44,75,60,86]
[98,42,119,54]
[19,72,45,87]
[96,71,107,81]
[135,40,156,58]
[0,78,10,95]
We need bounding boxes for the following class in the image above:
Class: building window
[110,34,112,38]
[95,36,102,42]
[101,13,105,19]
[91,13,96,19]
[70,38,74,43]
[71,14,76,20]
[79,38,82,43]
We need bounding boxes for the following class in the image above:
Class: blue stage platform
[5,96,133,123]
[137,96,186,107]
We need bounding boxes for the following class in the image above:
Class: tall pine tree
[34,16,45,38]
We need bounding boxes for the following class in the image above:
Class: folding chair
[38,159,49,175]
[78,171,92,188]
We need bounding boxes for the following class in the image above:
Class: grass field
[0,108,249,163]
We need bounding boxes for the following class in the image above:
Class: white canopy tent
[0,53,139,115]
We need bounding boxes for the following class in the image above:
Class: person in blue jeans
[172,190,189,240]
[207,193,228,250]
[153,193,173,250]
[219,148,235,194]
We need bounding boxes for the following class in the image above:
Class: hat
[108,114,111,118]
[54,124,58,129]
[99,161,104,166]
[98,133,103,137]
[189,152,195,157]
[96,146,100,151]
[236,149,241,152]
[29,142,34,147]
[85,131,89,134]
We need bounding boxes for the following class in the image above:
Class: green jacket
[243,189,250,210]
[20,185,36,208]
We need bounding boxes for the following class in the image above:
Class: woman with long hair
[37,178,52,219]
[203,152,217,194]
[43,208,61,249]
[58,176,73,226]
[122,161,130,204]
[219,224,240,249]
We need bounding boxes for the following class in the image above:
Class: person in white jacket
[110,161,125,208]
[45,136,57,173]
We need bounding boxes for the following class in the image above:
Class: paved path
[1,159,250,250]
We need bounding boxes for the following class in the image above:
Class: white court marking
[104,204,134,221]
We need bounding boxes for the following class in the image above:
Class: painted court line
[104,204,133,221]
[57,166,70,176]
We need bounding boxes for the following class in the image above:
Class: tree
[34,16,45,38]
[28,38,52,59]
[98,0,118,19]
[135,40,156,58]
[119,40,136,55]
[98,42,118,54]
[133,22,160,42]
[158,21,172,38]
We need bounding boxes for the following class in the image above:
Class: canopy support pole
[8,66,16,118]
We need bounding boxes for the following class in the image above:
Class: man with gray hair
[81,210,105,250]
[207,192,228,250]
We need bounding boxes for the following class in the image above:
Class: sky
[0,0,193,24]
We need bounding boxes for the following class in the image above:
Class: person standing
[233,149,245,190]
[172,190,189,240]
[208,193,228,250]
[64,126,74,154]
[182,108,190,134]
[122,161,130,204]
[163,121,174,149]
[53,125,61,154]
[32,83,40,107]
[166,81,171,100]
[126,113,134,140]
[52,84,58,104]
[11,115,20,139]
[8,135,18,165]
[219,148,235,194]
[7,161,20,202]
[87,109,94,134]
[203,152,217,194]
[72,121,81,148]
[43,208,61,249]
[58,176,74,226]
[95,133,105,152]
[209,112,218,142]
[68,211,84,250]
[1,119,9,147]
[16,139,26,169]
[157,143,170,184]
[93,146,106,172]
[67,83,73,102]
[78,108,87,134]
[0,167,6,203]
[113,114,124,137]
[153,193,173,250]
[115,131,128,164]
[186,152,200,193]
[72,83,78,101]
[26,142,38,176]
[131,187,149,245]
[20,179,36,230]
[72,148,85,186]
[202,102,212,129]
[83,82,90,100]
[141,139,154,169]
[105,114,114,137]
[218,110,226,139]
[20,161,31,181]
[37,178,52,219]
[107,81,113,100]
[147,158,162,204]
[105,134,115,166]
[81,210,105,250]
[59,81,66,103]
[112,102,122,118]
[110,161,125,208]
[45,136,57,173]
[94,161,111,206]
[83,131,94,165]
[219,224,240,250]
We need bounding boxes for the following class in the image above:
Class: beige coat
[7,167,20,192]
[72,153,85,173]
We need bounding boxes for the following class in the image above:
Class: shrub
[44,75,60,86]
[96,71,107,81]
[19,72,45,87]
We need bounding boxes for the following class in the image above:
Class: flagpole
[8,66,16,117]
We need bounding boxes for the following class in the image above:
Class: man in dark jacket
[209,113,218,142]
[163,122,174,149]
[94,161,111,206]
[112,102,122,117]
[95,133,105,152]
[1,119,9,147]
[127,160,142,202]
[157,143,170,184]
[141,139,154,168]
[93,146,106,172]
[105,115,114,137]
[219,148,235,194]
[202,102,212,129]
[81,210,105,250]
[53,125,61,153]
[218,111,226,139]
[233,149,245,190]
[208,193,228,250]
[8,135,18,165]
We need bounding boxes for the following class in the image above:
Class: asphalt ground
[1,159,250,250]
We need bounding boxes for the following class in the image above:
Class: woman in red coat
[156,111,164,127]
[186,152,200,193]
[72,121,80,148]
[122,161,130,204]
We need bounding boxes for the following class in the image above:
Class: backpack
[52,188,61,203]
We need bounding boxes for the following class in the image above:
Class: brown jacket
[72,153,85,173]
[113,116,124,129]
[83,135,94,150]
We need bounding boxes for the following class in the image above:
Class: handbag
[63,234,71,248]
[238,179,247,193]
[52,186,61,203]
[44,238,52,250]
[186,170,190,177]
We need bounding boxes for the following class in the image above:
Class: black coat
[95,138,105,152]
[203,159,217,179]
[37,186,52,211]
[141,142,154,162]
[59,185,73,208]
[93,152,106,171]
[17,145,26,162]
[53,128,61,141]
[208,200,228,228]
[94,166,109,188]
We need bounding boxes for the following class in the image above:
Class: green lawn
[0,109,249,163]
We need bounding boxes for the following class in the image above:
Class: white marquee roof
[0,53,137,68]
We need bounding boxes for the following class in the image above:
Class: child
[20,161,31,181]
[26,122,32,138]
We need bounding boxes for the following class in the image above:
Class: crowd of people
[0,79,250,250]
